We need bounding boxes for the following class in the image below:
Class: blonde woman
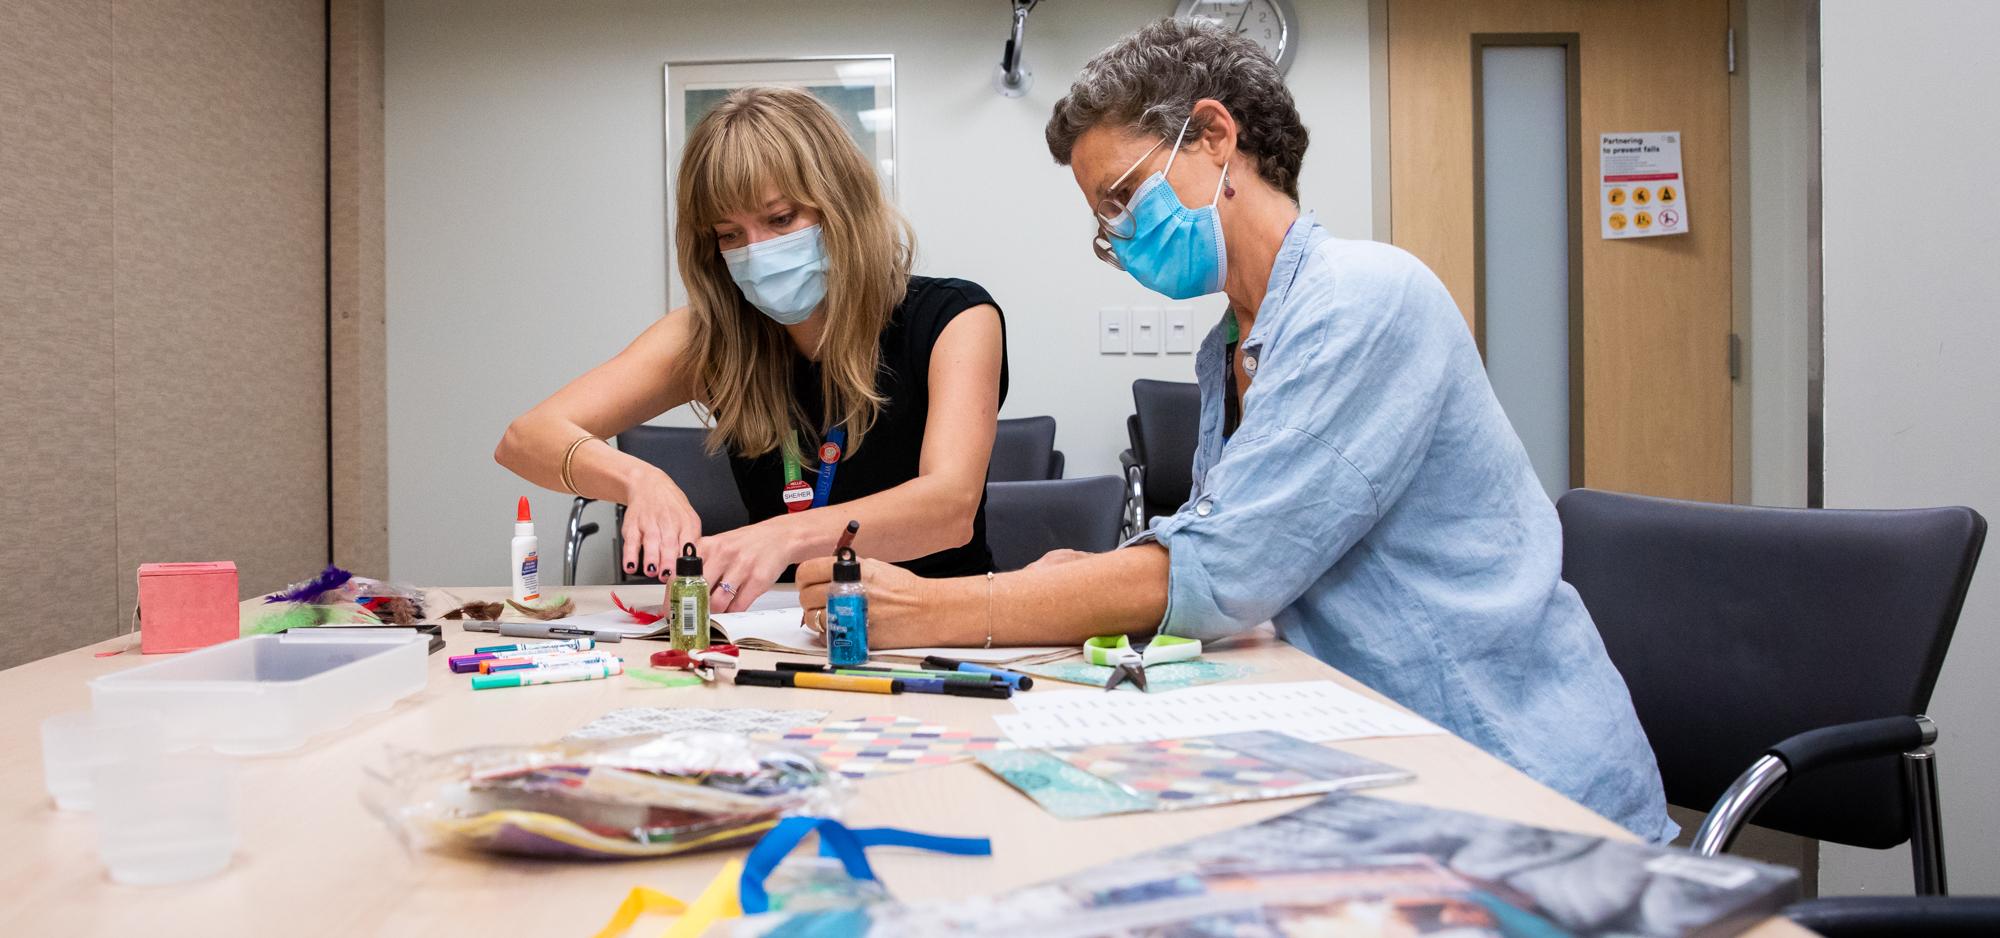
[496,86,1006,613]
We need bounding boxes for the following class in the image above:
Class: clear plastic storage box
[90,630,428,754]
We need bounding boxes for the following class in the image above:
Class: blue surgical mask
[722,224,828,325]
[1105,117,1230,300]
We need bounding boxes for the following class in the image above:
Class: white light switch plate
[1131,307,1162,354]
[1099,308,1129,354]
[1164,307,1194,353]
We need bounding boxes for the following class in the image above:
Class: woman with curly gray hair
[798,18,1675,843]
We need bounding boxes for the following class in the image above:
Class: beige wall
[1820,0,2000,896]
[0,0,331,668]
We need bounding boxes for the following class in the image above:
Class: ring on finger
[717,582,737,595]
[812,608,826,631]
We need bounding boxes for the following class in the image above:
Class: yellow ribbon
[593,859,744,938]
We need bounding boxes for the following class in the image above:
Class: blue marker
[921,655,1034,691]
[889,676,1011,700]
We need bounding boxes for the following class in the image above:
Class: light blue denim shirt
[1148,215,1675,842]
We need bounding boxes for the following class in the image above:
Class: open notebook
[549,593,1073,666]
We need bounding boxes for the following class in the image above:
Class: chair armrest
[1693,716,1937,857]
[1119,448,1141,472]
[1784,896,2000,937]
[1770,715,1933,776]
[563,497,598,587]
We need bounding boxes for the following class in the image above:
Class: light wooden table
[0,586,1807,936]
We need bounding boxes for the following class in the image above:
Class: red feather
[611,591,663,624]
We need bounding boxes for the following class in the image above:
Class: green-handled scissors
[1082,634,1203,692]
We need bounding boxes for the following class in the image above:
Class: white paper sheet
[994,681,1443,748]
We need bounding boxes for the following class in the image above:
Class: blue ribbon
[738,816,991,915]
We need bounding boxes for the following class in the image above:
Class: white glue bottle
[511,495,541,603]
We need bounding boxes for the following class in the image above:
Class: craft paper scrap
[1017,658,1255,693]
[758,715,1010,779]
[1051,731,1410,812]
[996,681,1442,748]
[568,707,830,742]
[973,749,1151,819]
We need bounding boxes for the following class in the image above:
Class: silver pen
[497,623,624,643]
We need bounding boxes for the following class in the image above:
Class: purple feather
[264,564,354,604]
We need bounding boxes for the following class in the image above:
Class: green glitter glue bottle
[670,542,710,652]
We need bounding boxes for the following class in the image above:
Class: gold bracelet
[560,435,601,495]
[983,571,996,649]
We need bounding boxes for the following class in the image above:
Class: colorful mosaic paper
[973,749,1151,819]
[758,715,1010,779]
[1050,731,1412,812]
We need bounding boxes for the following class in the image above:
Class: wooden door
[1388,0,1734,501]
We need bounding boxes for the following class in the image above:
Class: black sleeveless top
[729,276,1008,578]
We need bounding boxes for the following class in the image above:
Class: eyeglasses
[1091,136,1169,271]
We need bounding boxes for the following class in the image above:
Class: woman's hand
[620,469,703,581]
[796,557,945,649]
[697,518,802,613]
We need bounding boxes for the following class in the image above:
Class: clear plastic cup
[92,753,238,886]
[40,709,167,811]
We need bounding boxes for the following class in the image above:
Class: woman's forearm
[926,544,1172,646]
[494,415,659,503]
[771,472,983,565]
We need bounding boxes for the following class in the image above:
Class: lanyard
[783,427,846,512]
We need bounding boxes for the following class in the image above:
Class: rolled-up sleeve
[1151,248,1455,640]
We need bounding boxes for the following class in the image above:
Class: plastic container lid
[677,542,703,577]
[89,631,428,755]
[833,547,860,583]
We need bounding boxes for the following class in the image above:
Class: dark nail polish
[625,562,636,572]
[647,564,656,574]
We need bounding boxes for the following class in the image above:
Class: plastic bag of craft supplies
[365,731,847,860]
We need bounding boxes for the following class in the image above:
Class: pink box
[137,562,240,654]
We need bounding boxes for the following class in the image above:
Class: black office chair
[563,425,750,585]
[988,416,1065,482]
[1782,896,2000,937]
[1557,489,1985,896]
[982,476,1126,572]
[1119,379,1200,538]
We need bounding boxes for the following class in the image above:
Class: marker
[835,519,860,553]
[734,669,901,695]
[451,648,587,673]
[498,623,624,643]
[471,661,622,690]
[921,655,1035,691]
[889,677,1012,700]
[472,638,595,656]
[775,661,1003,684]
[479,651,621,674]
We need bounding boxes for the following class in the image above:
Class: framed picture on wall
[663,55,897,308]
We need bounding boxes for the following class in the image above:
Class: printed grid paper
[566,707,830,741]
[994,680,1442,749]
